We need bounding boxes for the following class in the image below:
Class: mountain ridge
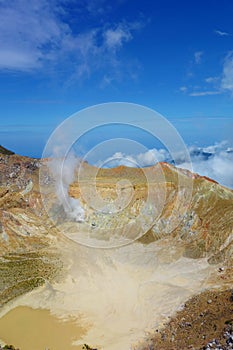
[0,147,232,349]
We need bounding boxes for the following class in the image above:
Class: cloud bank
[96,142,233,189]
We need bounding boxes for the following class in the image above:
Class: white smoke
[48,152,85,222]
[96,141,233,189]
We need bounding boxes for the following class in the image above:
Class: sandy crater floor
[0,236,219,350]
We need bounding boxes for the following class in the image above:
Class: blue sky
[0,0,233,157]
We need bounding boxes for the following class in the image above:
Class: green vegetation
[0,145,14,155]
[0,252,62,307]
[225,319,233,325]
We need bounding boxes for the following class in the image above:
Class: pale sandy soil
[0,237,220,350]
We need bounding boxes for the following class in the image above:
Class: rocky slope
[0,150,61,306]
[0,147,233,349]
[69,161,233,264]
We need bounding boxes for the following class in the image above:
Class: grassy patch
[0,252,62,307]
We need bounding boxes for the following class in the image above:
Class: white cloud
[104,24,132,50]
[205,76,219,83]
[189,90,221,96]
[179,86,187,93]
[137,148,169,166]
[189,52,233,97]
[194,51,203,64]
[177,143,233,189]
[184,50,233,99]
[215,29,231,37]
[0,0,66,70]
[0,0,143,82]
[96,149,169,168]
[85,0,108,15]
[0,49,41,71]
[97,142,233,189]
[221,52,233,94]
